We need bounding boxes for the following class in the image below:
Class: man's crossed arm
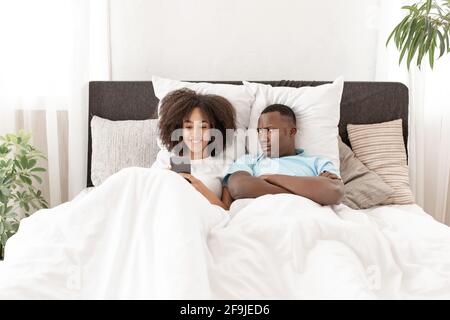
[227,171,344,205]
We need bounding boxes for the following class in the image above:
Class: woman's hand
[179,173,230,210]
[179,173,208,193]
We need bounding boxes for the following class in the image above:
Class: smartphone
[170,156,191,174]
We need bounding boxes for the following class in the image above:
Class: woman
[153,88,236,210]
[0,89,237,299]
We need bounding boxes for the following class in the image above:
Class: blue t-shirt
[223,149,338,185]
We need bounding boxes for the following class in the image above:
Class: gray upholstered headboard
[87,80,409,187]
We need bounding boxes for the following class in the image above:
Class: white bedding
[0,167,449,299]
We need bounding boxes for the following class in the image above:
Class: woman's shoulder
[152,148,172,169]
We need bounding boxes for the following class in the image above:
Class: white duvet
[0,167,449,299]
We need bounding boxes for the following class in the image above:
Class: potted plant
[387,0,450,69]
[0,130,48,260]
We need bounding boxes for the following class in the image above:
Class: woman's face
[182,107,211,154]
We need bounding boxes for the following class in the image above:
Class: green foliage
[0,130,48,259]
[387,0,450,69]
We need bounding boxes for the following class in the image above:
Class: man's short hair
[260,104,296,125]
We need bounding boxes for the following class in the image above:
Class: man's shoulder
[235,153,260,164]
[294,151,332,163]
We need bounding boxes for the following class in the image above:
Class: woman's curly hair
[158,88,236,153]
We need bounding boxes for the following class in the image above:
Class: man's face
[257,112,296,158]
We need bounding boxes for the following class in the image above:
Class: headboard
[88,80,409,187]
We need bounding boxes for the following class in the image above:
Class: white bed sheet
[0,168,449,299]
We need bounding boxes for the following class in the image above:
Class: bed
[1,80,449,300]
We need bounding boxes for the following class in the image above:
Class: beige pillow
[347,119,414,204]
[91,116,160,186]
[338,137,394,209]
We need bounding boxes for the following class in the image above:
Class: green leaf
[445,26,450,52]
[31,174,43,184]
[402,5,419,14]
[429,38,436,69]
[1,232,8,246]
[398,20,412,48]
[5,134,16,143]
[0,187,10,197]
[27,158,37,169]
[399,34,411,65]
[437,29,446,57]
[387,25,399,47]
[23,202,30,213]
[19,174,32,185]
[425,0,432,13]
[419,28,435,67]
[0,145,10,155]
[395,21,405,48]
[388,15,410,47]
[19,156,28,170]
[14,159,22,170]
[407,22,424,69]
[30,167,46,173]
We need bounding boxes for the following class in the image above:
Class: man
[224,104,344,206]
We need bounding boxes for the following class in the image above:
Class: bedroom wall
[109,0,380,81]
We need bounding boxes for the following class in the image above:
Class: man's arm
[227,171,292,200]
[260,173,344,205]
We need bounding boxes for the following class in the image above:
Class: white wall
[110,0,380,81]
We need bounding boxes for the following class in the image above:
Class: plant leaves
[14,159,22,170]
[27,159,37,169]
[425,0,432,13]
[407,24,424,69]
[437,29,446,57]
[390,0,450,69]
[445,26,450,52]
[19,156,28,170]
[399,20,417,65]
[429,38,436,69]
[19,174,32,185]
[31,174,43,184]
[23,202,30,213]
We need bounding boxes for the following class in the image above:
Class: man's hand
[257,173,344,206]
[319,171,340,180]
[260,173,341,181]
[227,171,292,200]
[259,174,273,181]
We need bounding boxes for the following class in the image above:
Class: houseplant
[387,0,450,69]
[0,130,48,260]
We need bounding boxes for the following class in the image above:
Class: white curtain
[375,0,450,225]
[0,0,111,207]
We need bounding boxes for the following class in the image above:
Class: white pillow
[91,116,160,186]
[152,76,254,129]
[244,77,344,172]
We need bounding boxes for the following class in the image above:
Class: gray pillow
[339,136,394,209]
[91,116,160,186]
